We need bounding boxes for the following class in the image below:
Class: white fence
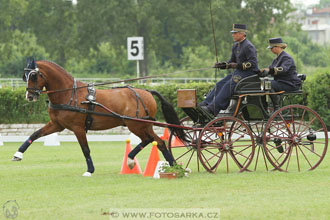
[0,77,216,88]
[0,124,166,146]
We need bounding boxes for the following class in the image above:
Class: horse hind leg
[126,124,154,169]
[127,125,174,169]
[127,137,153,169]
[12,121,64,161]
[153,135,175,166]
[142,125,175,166]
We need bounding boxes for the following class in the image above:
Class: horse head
[23,59,47,102]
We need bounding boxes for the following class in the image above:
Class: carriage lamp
[307,128,317,141]
[261,78,272,91]
[265,80,271,90]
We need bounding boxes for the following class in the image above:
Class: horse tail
[149,90,186,141]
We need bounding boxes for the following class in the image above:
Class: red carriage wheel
[237,109,271,171]
[244,121,270,171]
[263,105,328,172]
[197,117,255,173]
[168,117,201,172]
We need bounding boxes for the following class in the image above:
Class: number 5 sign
[127,37,144,60]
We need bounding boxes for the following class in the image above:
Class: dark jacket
[269,51,301,87]
[228,38,259,73]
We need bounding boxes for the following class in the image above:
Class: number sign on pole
[127,37,144,60]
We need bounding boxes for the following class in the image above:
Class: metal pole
[137,60,140,84]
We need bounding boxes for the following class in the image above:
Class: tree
[1,0,326,78]
[0,30,49,77]
[0,0,28,42]
[71,0,299,78]
[319,0,330,8]
[17,0,77,66]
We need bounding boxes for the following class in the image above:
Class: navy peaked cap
[231,24,247,33]
[267,37,287,49]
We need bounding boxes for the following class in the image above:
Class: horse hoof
[127,157,136,170]
[82,172,92,177]
[12,152,23,161]
[12,157,22,161]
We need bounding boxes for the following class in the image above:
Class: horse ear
[31,57,37,69]
[32,58,35,68]
[26,58,31,67]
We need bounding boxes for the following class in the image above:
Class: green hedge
[0,88,49,123]
[1,74,329,129]
[305,71,330,129]
[0,82,215,124]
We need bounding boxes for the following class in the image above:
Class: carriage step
[196,106,215,120]
[182,106,214,126]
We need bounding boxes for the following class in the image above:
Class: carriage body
[169,74,328,173]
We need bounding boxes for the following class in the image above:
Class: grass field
[0,141,329,220]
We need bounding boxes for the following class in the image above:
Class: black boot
[200,106,215,117]
[269,90,280,112]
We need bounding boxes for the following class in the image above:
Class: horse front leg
[12,121,64,161]
[73,129,95,177]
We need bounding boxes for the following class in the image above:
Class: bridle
[24,67,47,96]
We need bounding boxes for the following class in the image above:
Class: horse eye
[30,73,37,81]
[23,71,30,82]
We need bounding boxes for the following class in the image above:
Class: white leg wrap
[127,157,136,170]
[82,172,92,177]
[13,152,23,160]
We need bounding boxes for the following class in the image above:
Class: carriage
[168,73,328,173]
[18,60,328,176]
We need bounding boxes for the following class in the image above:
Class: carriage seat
[233,74,306,96]
[283,74,306,95]
[233,74,262,95]
[217,74,262,116]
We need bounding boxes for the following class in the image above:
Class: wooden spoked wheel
[263,105,328,172]
[237,110,271,171]
[245,121,271,171]
[168,117,201,172]
[197,117,255,173]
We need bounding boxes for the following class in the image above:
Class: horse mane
[38,60,74,80]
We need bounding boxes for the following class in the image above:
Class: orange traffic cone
[143,141,161,176]
[120,139,142,174]
[160,128,169,141]
[171,136,184,147]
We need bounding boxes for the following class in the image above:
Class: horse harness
[48,83,153,132]
[24,67,47,96]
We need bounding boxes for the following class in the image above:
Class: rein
[38,67,212,94]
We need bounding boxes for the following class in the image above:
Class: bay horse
[12,59,185,176]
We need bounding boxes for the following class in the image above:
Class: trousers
[270,80,301,110]
[271,80,300,92]
[201,70,255,115]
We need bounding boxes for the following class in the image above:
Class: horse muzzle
[26,91,40,102]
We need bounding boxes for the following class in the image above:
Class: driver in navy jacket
[200,23,259,116]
